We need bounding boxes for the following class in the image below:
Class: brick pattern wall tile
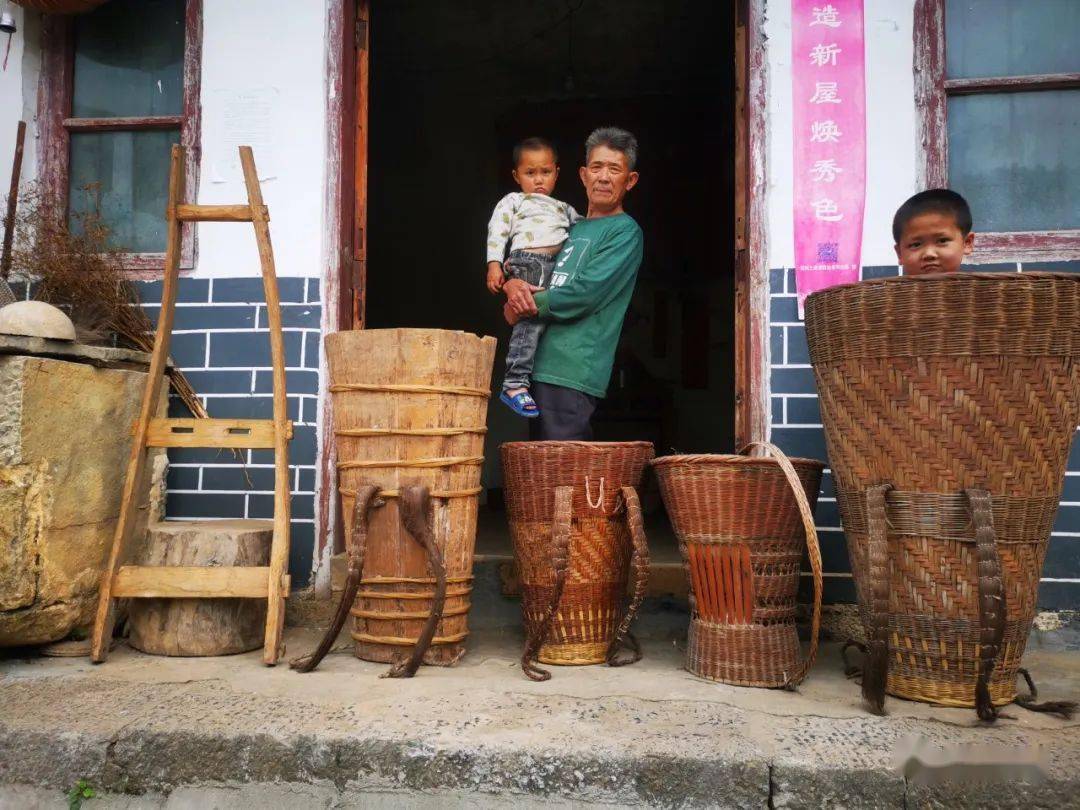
[771,262,1080,609]
[139,277,322,588]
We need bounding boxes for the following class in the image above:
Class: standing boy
[486,137,581,418]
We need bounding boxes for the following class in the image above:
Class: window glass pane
[68,129,177,253]
[947,90,1080,232]
[946,1,1080,79]
[72,0,185,118]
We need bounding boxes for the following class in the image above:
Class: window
[39,0,201,273]
[915,0,1080,260]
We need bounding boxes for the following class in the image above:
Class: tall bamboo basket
[325,329,496,666]
[502,441,654,679]
[805,273,1080,718]
[653,443,824,687]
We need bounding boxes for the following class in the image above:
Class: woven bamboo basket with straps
[321,328,496,671]
[501,441,654,680]
[805,272,1080,719]
[653,443,824,687]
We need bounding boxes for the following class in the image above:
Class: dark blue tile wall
[138,277,322,588]
[770,262,1080,610]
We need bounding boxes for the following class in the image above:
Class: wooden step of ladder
[91,145,292,666]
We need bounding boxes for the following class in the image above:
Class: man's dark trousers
[528,381,598,441]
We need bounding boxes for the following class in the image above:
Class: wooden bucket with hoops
[501,441,654,680]
[316,329,496,672]
[805,273,1080,719]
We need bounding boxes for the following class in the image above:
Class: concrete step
[1,630,1078,808]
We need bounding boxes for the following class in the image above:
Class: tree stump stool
[127,520,272,656]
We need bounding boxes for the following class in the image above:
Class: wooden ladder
[91,145,293,665]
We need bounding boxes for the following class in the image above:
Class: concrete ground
[1,625,1078,809]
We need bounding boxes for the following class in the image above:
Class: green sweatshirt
[532,213,643,398]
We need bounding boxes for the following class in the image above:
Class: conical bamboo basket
[805,273,1080,717]
[502,441,654,679]
[653,443,824,687]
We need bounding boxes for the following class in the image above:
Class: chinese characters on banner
[792,1,866,317]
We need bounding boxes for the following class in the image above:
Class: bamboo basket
[653,443,824,687]
[805,273,1080,718]
[325,329,496,667]
[502,441,654,680]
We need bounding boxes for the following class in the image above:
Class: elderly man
[502,127,643,441]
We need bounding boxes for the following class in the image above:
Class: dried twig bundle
[7,183,208,420]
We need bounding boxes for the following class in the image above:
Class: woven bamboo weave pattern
[502,442,653,668]
[653,446,824,687]
[805,273,1080,711]
[325,329,496,667]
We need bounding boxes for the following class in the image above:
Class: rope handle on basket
[606,486,650,667]
[585,476,605,510]
[382,485,448,679]
[738,441,823,688]
[290,484,382,673]
[521,486,573,681]
[967,488,1005,722]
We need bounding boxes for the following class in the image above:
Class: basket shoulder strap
[384,485,447,679]
[606,486,650,667]
[290,484,381,672]
[862,483,893,714]
[966,488,1006,722]
[521,485,573,681]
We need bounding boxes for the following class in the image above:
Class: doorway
[354,0,738,549]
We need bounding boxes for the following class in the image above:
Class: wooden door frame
[314,0,353,593]
[735,0,770,449]
[314,0,770,592]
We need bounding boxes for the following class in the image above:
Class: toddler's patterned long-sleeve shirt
[486,192,582,264]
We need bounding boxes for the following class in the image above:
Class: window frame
[914,0,1080,262]
[38,0,202,277]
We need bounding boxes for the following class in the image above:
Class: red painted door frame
[315,0,769,589]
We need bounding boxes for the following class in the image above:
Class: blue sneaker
[500,389,541,418]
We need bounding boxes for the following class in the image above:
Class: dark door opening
[365,0,736,545]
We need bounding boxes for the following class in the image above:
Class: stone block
[0,348,164,647]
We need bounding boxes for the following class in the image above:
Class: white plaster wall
[0,6,29,197]
[195,0,327,279]
[765,0,917,269]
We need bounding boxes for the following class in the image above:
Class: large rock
[0,338,165,647]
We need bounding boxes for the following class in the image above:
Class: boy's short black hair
[892,188,973,242]
[513,136,557,167]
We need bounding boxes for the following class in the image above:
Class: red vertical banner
[792,1,866,317]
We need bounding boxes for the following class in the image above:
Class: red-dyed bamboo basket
[653,442,824,687]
